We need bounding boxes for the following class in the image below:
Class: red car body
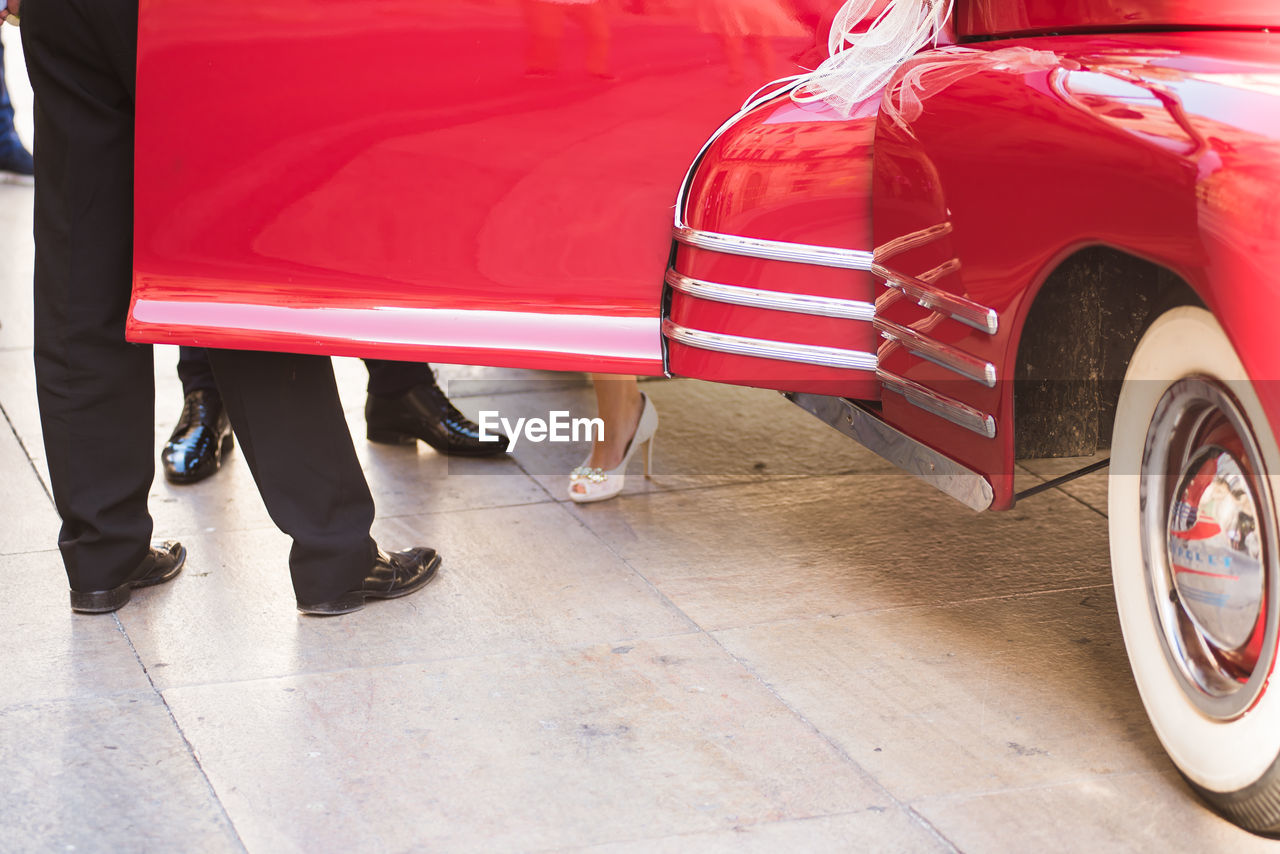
[131,0,834,376]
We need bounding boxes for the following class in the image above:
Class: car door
[129,0,835,379]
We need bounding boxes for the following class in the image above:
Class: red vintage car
[128,0,1280,836]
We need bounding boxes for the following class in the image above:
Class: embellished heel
[569,392,658,503]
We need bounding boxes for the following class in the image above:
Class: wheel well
[1014,247,1200,459]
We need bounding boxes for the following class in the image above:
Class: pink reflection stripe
[1172,564,1241,581]
[133,300,662,361]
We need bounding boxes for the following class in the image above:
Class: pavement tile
[118,502,695,690]
[915,770,1275,853]
[568,473,1112,631]
[712,590,1169,805]
[0,184,33,352]
[148,459,278,539]
[571,810,950,853]
[350,436,553,518]
[0,347,42,472]
[161,634,884,853]
[0,692,240,852]
[0,550,156,709]
[0,414,58,555]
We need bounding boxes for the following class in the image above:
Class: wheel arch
[1012,245,1201,460]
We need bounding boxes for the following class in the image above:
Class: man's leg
[23,0,432,615]
[163,346,233,483]
[23,0,158,593]
[364,358,435,399]
[205,349,379,606]
[364,359,508,455]
[176,346,217,396]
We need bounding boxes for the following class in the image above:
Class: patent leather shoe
[297,546,441,616]
[365,376,508,456]
[70,541,187,614]
[162,389,234,484]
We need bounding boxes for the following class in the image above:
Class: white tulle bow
[789,0,954,117]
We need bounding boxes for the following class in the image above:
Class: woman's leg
[569,375,658,502]
[583,374,643,470]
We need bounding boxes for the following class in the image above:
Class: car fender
[871,31,1280,508]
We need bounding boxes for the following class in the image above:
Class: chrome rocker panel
[786,392,996,512]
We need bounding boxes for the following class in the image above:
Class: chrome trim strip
[674,226,874,271]
[918,257,962,285]
[878,368,997,439]
[786,392,994,511]
[875,260,961,313]
[131,300,664,362]
[662,319,876,372]
[874,222,954,261]
[875,318,997,387]
[874,262,998,335]
[665,269,876,322]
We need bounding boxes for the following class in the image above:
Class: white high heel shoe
[568,392,658,503]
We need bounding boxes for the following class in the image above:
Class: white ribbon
[788,0,954,117]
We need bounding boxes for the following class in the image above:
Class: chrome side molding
[874,262,998,335]
[878,369,997,439]
[874,222,954,261]
[662,319,876,372]
[786,392,994,512]
[874,317,998,387]
[917,258,962,285]
[673,226,874,271]
[665,270,875,321]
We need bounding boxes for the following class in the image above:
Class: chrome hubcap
[1167,448,1264,652]
[1141,378,1277,719]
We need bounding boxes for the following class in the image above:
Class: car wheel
[1109,306,1280,836]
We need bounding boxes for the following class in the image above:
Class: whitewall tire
[1110,306,1280,835]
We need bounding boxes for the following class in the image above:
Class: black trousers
[23,0,376,604]
[178,346,435,399]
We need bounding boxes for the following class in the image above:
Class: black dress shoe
[365,376,509,456]
[297,546,441,616]
[162,389,234,484]
[70,541,187,614]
